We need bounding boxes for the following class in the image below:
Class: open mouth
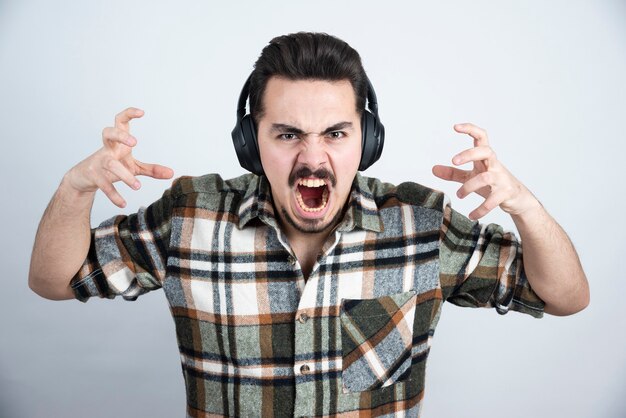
[295,178,329,212]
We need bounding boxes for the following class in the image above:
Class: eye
[279,133,298,141]
[328,131,345,140]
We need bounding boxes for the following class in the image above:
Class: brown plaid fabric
[71,173,544,417]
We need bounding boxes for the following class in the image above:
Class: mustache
[288,167,337,188]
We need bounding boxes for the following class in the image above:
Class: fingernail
[134,181,141,189]
[453,156,461,165]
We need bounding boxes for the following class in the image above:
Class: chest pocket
[340,290,417,393]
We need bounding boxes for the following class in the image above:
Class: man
[29,32,589,417]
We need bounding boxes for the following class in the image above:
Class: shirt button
[298,313,309,324]
[300,364,310,374]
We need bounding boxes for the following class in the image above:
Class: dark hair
[249,32,367,123]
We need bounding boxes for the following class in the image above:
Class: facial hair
[288,166,337,188]
[280,205,346,234]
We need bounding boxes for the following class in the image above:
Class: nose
[296,136,328,170]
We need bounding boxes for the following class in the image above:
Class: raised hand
[432,123,540,220]
[66,107,174,207]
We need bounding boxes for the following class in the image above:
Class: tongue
[298,185,324,208]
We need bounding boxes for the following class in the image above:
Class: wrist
[510,197,546,229]
[59,171,97,206]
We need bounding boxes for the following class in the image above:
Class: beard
[280,205,345,234]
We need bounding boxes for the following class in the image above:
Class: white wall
[1,1,624,417]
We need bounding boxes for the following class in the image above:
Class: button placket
[294,299,315,413]
[292,230,343,416]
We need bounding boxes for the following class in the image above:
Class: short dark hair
[249,32,367,123]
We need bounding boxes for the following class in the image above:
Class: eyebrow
[269,121,354,135]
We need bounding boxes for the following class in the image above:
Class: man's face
[257,77,362,239]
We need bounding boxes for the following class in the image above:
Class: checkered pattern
[341,290,417,393]
[71,173,544,417]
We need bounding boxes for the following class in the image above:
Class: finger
[454,123,489,147]
[456,171,493,199]
[432,165,471,183]
[114,107,144,131]
[135,161,175,179]
[102,127,137,147]
[468,191,507,220]
[102,158,141,190]
[452,145,496,166]
[94,176,126,208]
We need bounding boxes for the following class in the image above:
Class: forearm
[432,123,589,315]
[29,173,96,300]
[511,203,589,316]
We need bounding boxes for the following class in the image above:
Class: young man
[29,32,589,417]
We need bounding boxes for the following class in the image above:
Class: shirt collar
[237,175,279,230]
[237,173,383,233]
[336,173,384,233]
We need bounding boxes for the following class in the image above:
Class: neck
[281,218,334,252]
[282,225,331,279]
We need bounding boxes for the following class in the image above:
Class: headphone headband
[235,75,380,123]
[236,75,252,120]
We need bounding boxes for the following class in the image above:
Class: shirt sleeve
[439,203,545,318]
[70,186,174,302]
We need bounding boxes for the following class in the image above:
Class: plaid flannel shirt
[71,173,544,417]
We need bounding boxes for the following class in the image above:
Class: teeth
[296,188,329,212]
[298,178,326,188]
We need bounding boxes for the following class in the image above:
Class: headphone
[231,74,385,175]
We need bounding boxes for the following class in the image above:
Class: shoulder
[168,173,257,199]
[360,175,446,213]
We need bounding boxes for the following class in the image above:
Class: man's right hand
[65,107,174,207]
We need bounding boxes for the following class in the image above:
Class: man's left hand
[432,123,541,221]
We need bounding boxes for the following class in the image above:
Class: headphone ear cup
[359,110,385,171]
[231,115,264,175]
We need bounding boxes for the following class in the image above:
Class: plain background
[1,1,624,417]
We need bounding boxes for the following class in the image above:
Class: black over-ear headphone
[231,74,385,175]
